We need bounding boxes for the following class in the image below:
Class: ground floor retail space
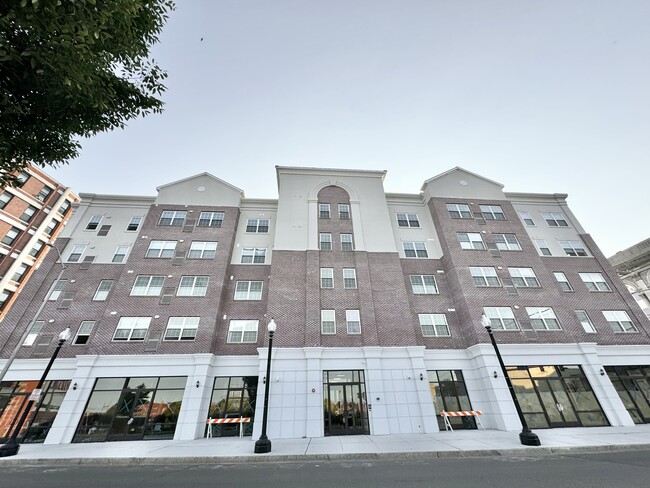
[0,343,648,445]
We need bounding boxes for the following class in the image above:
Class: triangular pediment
[156,173,243,207]
[421,167,506,201]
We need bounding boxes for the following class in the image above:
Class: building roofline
[276,165,387,179]
[420,166,504,191]
[156,172,244,195]
[504,191,569,202]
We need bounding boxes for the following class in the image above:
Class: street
[2,450,650,488]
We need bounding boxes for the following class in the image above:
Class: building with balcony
[1,166,649,446]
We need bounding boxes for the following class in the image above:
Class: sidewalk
[2,425,650,466]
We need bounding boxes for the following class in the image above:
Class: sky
[51,0,649,257]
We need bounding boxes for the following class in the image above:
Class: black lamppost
[0,327,71,457]
[254,318,277,454]
[481,314,540,446]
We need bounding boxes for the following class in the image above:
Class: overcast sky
[51,0,649,257]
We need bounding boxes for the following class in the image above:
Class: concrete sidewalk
[2,425,650,466]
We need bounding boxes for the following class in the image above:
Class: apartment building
[1,166,649,447]
[609,238,650,320]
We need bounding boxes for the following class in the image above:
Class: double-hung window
[535,239,552,256]
[419,314,450,337]
[338,204,350,219]
[36,186,53,202]
[188,241,217,259]
[227,320,259,343]
[241,247,266,263]
[67,244,86,262]
[526,307,561,330]
[553,272,573,291]
[112,245,129,263]
[346,310,361,334]
[19,205,37,223]
[319,233,332,251]
[446,203,472,219]
[198,211,224,227]
[73,321,95,345]
[86,215,103,230]
[575,310,596,333]
[343,268,357,289]
[130,275,165,296]
[603,311,637,332]
[542,212,568,227]
[579,272,611,291]
[177,276,209,296]
[480,205,505,220]
[2,226,20,246]
[483,307,518,330]
[340,234,353,251]
[493,234,521,251]
[93,280,113,301]
[0,191,13,209]
[28,240,45,257]
[146,240,176,258]
[12,263,29,282]
[319,204,331,218]
[457,233,486,250]
[159,210,186,226]
[15,171,29,186]
[164,317,199,341]
[48,280,67,300]
[234,280,263,300]
[113,317,150,341]
[403,241,428,258]
[23,321,44,346]
[508,267,540,287]
[410,275,438,294]
[397,213,420,228]
[321,310,336,334]
[320,268,333,288]
[126,216,142,231]
[246,219,269,233]
[519,211,535,226]
[559,240,588,257]
[470,267,500,287]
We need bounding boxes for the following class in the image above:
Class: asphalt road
[2,450,650,488]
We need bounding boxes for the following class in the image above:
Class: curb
[0,443,647,467]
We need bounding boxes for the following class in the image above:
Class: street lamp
[254,318,277,454]
[0,327,71,457]
[0,242,66,384]
[481,314,541,446]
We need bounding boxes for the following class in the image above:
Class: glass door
[107,388,153,441]
[535,379,580,428]
[323,370,369,436]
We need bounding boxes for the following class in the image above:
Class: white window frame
[480,205,506,220]
[321,310,336,334]
[188,241,217,259]
[446,203,472,219]
[559,240,588,257]
[418,313,450,337]
[396,213,420,228]
[343,268,357,289]
[457,233,486,250]
[93,280,113,301]
[0,191,12,209]
[164,317,199,341]
[234,280,263,300]
[603,311,637,333]
[403,241,428,258]
[575,310,596,333]
[410,275,438,294]
[519,211,535,226]
[526,307,561,330]
[470,267,501,287]
[346,310,361,334]
[48,280,67,301]
[112,245,129,263]
[319,233,332,251]
[508,267,540,288]
[11,263,29,282]
[36,185,53,202]
[2,226,20,246]
[542,212,568,227]
[113,317,151,341]
[23,320,44,346]
[177,276,209,297]
[67,244,87,262]
[338,204,350,219]
[158,210,187,226]
[579,272,611,292]
[146,240,177,258]
[73,321,95,345]
[246,218,269,233]
[240,247,266,264]
[340,233,353,251]
[19,205,37,223]
[320,268,333,289]
[319,203,331,219]
[493,233,522,251]
[126,216,142,232]
[483,307,519,330]
[197,211,224,228]
[86,215,103,230]
[130,275,165,296]
[227,319,259,343]
[535,239,552,256]
[553,272,573,292]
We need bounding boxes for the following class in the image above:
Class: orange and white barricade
[439,410,484,431]
[205,417,251,438]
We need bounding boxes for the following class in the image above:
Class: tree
[0,0,175,186]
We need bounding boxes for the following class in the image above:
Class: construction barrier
[439,410,485,431]
[205,417,251,438]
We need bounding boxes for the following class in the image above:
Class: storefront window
[207,376,258,437]
[428,370,476,430]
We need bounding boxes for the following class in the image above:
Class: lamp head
[480,314,491,329]
[267,319,277,333]
[59,327,72,342]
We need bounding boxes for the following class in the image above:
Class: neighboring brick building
[1,166,649,447]
[609,238,650,320]
[0,164,78,319]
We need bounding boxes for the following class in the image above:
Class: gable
[156,173,243,207]
[421,167,506,201]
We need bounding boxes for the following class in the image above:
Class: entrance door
[106,388,153,441]
[323,370,369,436]
[535,379,580,428]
